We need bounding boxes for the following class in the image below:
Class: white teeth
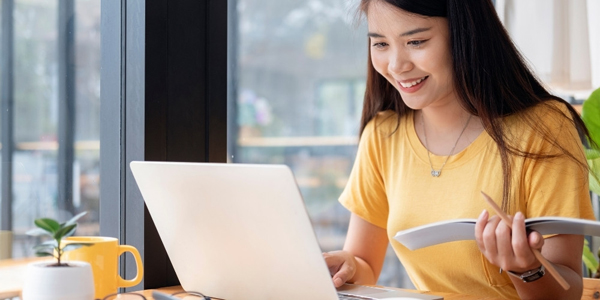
[400,76,427,88]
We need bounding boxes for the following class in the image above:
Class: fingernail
[334,277,343,287]
[515,211,524,220]
[532,232,542,244]
[479,209,487,219]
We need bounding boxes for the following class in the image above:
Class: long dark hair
[358,0,592,212]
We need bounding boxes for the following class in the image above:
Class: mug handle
[117,245,144,288]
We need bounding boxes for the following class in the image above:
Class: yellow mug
[62,236,144,299]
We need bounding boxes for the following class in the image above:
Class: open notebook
[130,161,442,300]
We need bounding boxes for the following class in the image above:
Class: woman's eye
[407,40,427,47]
[372,42,388,49]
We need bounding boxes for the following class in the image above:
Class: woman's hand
[323,250,357,288]
[474,210,545,273]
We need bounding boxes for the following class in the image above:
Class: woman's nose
[388,52,412,75]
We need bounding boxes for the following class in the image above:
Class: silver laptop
[130,161,442,300]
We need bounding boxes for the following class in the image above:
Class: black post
[57,0,76,215]
[142,0,228,288]
[1,0,14,232]
[100,0,228,289]
[227,0,239,162]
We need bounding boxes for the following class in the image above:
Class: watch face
[521,268,545,282]
[522,272,543,282]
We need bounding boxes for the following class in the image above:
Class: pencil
[480,191,570,290]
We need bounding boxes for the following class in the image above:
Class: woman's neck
[415,102,484,156]
[419,101,472,132]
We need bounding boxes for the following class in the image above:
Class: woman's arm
[324,213,389,287]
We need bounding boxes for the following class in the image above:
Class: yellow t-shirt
[339,101,595,299]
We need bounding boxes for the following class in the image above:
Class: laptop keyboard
[337,292,377,300]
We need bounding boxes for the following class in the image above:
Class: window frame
[0,0,15,234]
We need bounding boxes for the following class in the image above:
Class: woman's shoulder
[504,99,580,149]
[528,99,572,118]
[505,99,573,130]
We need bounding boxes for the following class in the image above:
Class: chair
[583,278,600,299]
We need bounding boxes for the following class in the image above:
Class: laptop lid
[131,161,340,300]
[130,161,442,300]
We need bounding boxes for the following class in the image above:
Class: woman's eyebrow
[400,27,431,36]
[367,27,432,38]
[367,32,384,38]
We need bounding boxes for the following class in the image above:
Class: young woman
[323,0,595,299]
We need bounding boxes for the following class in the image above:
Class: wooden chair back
[583,278,600,299]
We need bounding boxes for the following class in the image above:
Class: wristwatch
[507,265,546,283]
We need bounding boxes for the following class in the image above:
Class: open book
[394,217,600,251]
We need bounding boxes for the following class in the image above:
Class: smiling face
[367,0,456,110]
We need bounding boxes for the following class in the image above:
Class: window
[0,0,101,259]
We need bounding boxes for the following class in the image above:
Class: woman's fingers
[495,216,514,262]
[482,215,502,258]
[511,212,531,258]
[475,209,489,252]
[323,252,343,275]
[476,210,543,272]
[323,251,356,287]
[528,230,544,250]
[509,211,539,270]
[475,210,543,272]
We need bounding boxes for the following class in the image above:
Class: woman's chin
[399,97,428,111]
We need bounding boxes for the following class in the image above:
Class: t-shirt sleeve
[339,119,389,229]
[523,103,595,221]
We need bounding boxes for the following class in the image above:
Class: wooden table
[137,281,600,300]
[135,285,501,300]
[0,257,519,300]
[0,257,48,299]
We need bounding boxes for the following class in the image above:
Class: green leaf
[34,218,60,234]
[63,226,77,238]
[35,251,55,258]
[591,174,600,196]
[26,228,52,237]
[33,240,58,249]
[63,211,87,227]
[587,149,600,195]
[53,224,77,240]
[582,88,600,146]
[583,240,599,273]
[587,149,600,160]
[62,243,92,253]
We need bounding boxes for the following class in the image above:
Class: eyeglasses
[101,290,225,300]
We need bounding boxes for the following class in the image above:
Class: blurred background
[0,0,598,288]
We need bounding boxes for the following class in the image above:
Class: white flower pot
[22,260,95,300]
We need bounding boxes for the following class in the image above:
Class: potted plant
[21,211,95,300]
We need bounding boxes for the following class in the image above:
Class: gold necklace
[422,114,472,177]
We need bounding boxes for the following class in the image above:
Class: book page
[394,219,477,250]
[394,217,600,250]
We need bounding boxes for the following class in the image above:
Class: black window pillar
[57,0,76,215]
[1,0,14,235]
[100,0,228,290]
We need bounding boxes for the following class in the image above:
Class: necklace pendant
[431,170,441,177]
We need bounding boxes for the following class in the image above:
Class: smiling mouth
[399,76,429,88]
